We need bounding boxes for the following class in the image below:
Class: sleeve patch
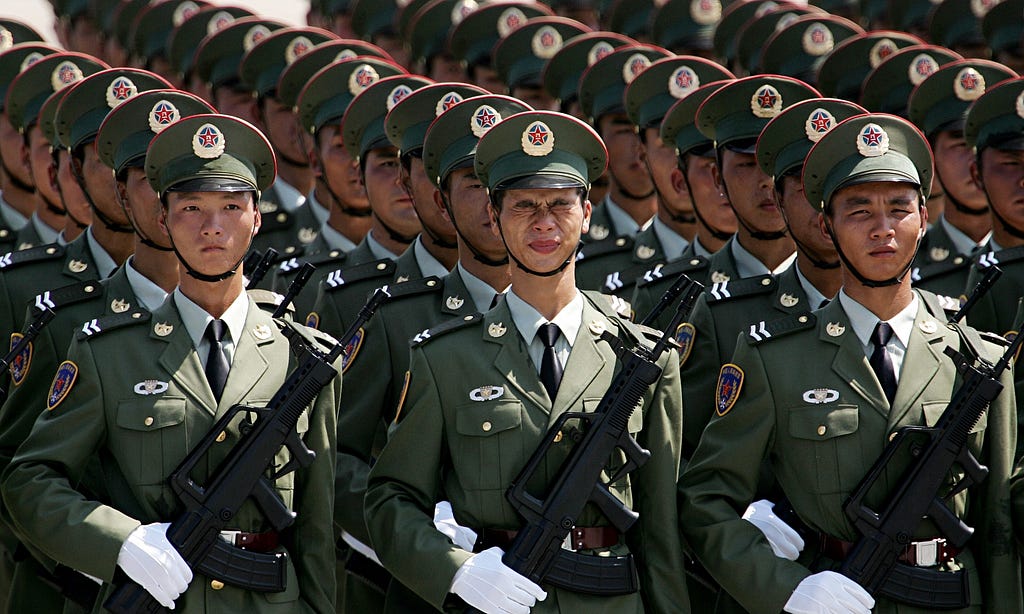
[341,327,364,374]
[674,323,695,367]
[305,312,320,329]
[47,360,78,411]
[715,363,744,417]
[393,371,411,424]
[8,333,31,386]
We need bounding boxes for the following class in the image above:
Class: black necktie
[869,322,897,405]
[538,323,563,402]
[204,319,229,401]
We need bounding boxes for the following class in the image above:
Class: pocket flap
[455,399,522,437]
[789,404,859,440]
[116,397,187,431]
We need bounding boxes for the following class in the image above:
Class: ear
[432,188,450,222]
[581,197,592,234]
[817,211,831,241]
[710,160,724,194]
[487,200,501,238]
[969,158,983,191]
[670,165,690,197]
[251,193,262,233]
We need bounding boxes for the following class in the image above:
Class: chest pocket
[787,404,861,495]
[115,397,188,485]
[453,399,526,491]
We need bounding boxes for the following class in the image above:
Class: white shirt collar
[85,227,118,278]
[0,194,27,230]
[123,257,170,311]
[692,236,713,258]
[506,289,584,351]
[366,232,401,261]
[838,290,918,351]
[413,236,450,279]
[269,178,306,213]
[939,215,989,255]
[989,238,1005,252]
[30,213,60,245]
[319,220,358,252]
[652,217,690,262]
[457,262,508,312]
[731,238,796,278]
[603,195,652,238]
[794,263,831,310]
[173,287,250,357]
[306,190,330,226]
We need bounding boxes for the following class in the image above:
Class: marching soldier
[166,5,256,100]
[491,16,591,112]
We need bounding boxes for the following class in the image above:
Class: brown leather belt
[475,526,620,552]
[818,533,961,567]
[220,530,279,553]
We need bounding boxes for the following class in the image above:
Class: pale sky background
[5,0,311,44]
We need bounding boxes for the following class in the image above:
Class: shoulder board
[745,312,815,345]
[604,262,662,293]
[30,280,104,314]
[583,290,633,320]
[247,289,294,315]
[75,309,150,341]
[978,330,1010,348]
[410,312,482,347]
[917,290,961,319]
[635,256,709,288]
[706,275,775,304]
[975,246,1024,269]
[576,236,634,260]
[384,276,444,301]
[912,257,971,283]
[0,243,64,271]
[323,259,397,291]
[276,249,346,275]
[257,207,295,231]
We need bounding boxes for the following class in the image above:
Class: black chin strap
[50,150,87,229]
[258,104,310,169]
[979,184,1024,240]
[0,153,35,194]
[439,191,507,267]
[679,157,733,241]
[822,205,924,288]
[374,212,418,246]
[493,214,577,277]
[165,223,255,282]
[775,186,839,270]
[935,171,988,217]
[71,157,134,234]
[115,180,174,252]
[720,172,789,241]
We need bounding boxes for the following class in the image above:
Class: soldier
[983,0,1024,74]
[350,0,409,69]
[166,5,256,100]
[37,86,94,245]
[492,17,591,112]
[733,4,819,79]
[814,32,925,103]
[2,113,340,613]
[649,0,723,56]
[758,15,864,85]
[128,0,205,89]
[679,113,1022,613]
[406,0,478,83]
[928,0,992,60]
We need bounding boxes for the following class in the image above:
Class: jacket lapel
[217,298,273,416]
[484,300,549,414]
[886,306,945,429]
[101,267,138,315]
[153,301,219,416]
[61,235,98,282]
[819,301,890,419]
[548,300,609,427]
[772,266,808,315]
[440,269,479,316]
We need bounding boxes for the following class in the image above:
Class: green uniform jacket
[14,220,46,251]
[964,247,1024,337]
[270,249,348,324]
[628,246,710,327]
[365,293,690,613]
[912,221,979,297]
[598,224,673,298]
[679,291,1022,613]
[2,297,339,614]
[251,189,322,257]
[581,198,619,244]
[574,235,636,292]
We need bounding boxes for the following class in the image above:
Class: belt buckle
[913,539,940,567]
[219,530,241,546]
[562,528,577,552]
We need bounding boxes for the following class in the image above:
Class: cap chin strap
[679,158,733,241]
[165,217,257,283]
[978,184,1024,239]
[775,188,839,270]
[115,180,174,252]
[0,154,34,194]
[721,173,788,241]
[315,176,372,217]
[72,159,134,234]
[375,213,418,245]
[822,204,924,288]
[439,191,507,267]
[258,105,310,169]
[493,215,577,277]
[935,171,988,217]
[644,159,696,225]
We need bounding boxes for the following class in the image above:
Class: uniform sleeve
[1,336,139,581]
[364,345,473,609]
[678,296,722,456]
[310,281,343,337]
[678,337,809,614]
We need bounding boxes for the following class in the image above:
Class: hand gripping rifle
[105,287,392,614]
[467,277,702,607]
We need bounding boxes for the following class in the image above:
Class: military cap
[803,114,932,210]
[578,44,672,122]
[0,43,60,113]
[39,88,71,149]
[397,0,435,41]
[983,0,1024,57]
[342,75,434,159]
[193,17,287,89]
[908,59,1017,137]
[423,93,534,186]
[650,0,724,52]
[296,56,407,134]
[88,0,122,32]
[448,1,554,69]
[408,0,477,66]
[55,68,172,152]
[384,82,489,155]
[735,3,823,75]
[695,75,819,151]
[624,55,733,130]
[6,52,108,134]
[493,17,591,90]
[129,0,208,62]
[278,39,394,110]
[167,5,255,79]
[928,0,992,50]
[964,76,1024,151]
[601,0,654,39]
[756,97,867,180]
[887,0,933,31]
[146,113,276,196]
[661,80,732,157]
[475,110,607,190]
[112,0,150,48]
[860,45,962,115]
[759,15,864,82]
[0,19,45,52]
[858,0,889,26]
[97,89,216,175]
[540,31,636,105]
[350,0,398,40]
[815,31,925,100]
[712,0,774,66]
[239,27,338,98]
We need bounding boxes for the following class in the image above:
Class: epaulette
[604,261,663,294]
[634,256,709,288]
[705,275,775,303]
[583,290,632,320]
[75,309,150,341]
[257,203,295,231]
[247,289,294,315]
[911,257,970,283]
[975,245,1024,269]
[0,227,13,244]
[323,259,396,291]
[978,330,1010,347]
[276,249,346,277]
[576,235,633,261]
[744,312,815,345]
[410,312,482,347]
[0,243,64,271]
[934,293,961,313]
[29,280,104,315]
[385,276,443,301]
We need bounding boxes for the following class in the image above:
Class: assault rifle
[640,270,704,326]
[272,262,316,318]
[243,248,278,289]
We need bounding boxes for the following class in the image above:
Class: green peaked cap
[240,27,338,98]
[342,75,434,158]
[384,82,489,155]
[296,56,407,135]
[449,1,554,68]
[578,44,672,122]
[475,110,607,190]
[0,43,60,113]
[713,0,774,64]
[89,0,124,32]
[130,0,209,61]
[97,89,216,174]
[278,39,394,110]
[908,59,1017,137]
[56,68,172,152]
[651,0,728,52]
[983,0,1024,56]
[759,14,864,82]
[756,97,866,180]
[351,0,398,39]
[167,5,256,79]
[6,52,108,133]
[39,88,72,148]
[408,0,477,65]
[661,80,732,157]
[860,45,962,116]
[964,77,1024,151]
[397,0,435,41]
[735,3,823,74]
[541,31,636,104]
[624,55,733,130]
[803,113,932,210]
[695,74,820,149]
[193,17,287,89]
[113,0,150,47]
[423,94,534,186]
[493,16,591,90]
[602,0,654,39]
[815,31,924,100]
[0,19,45,52]
[145,113,276,195]
[928,0,991,49]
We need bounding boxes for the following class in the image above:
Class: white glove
[743,499,805,560]
[116,523,193,609]
[784,571,875,614]
[433,501,478,551]
[449,547,547,614]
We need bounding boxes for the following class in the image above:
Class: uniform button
[761,278,771,286]
[210,580,224,590]
[216,431,227,443]
[817,425,826,436]
[144,416,154,426]
[482,421,492,432]
[798,315,808,323]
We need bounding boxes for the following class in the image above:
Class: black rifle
[640,270,704,326]
[244,248,279,290]
[272,262,316,318]
[0,307,56,402]
[838,318,1023,608]
[468,277,702,606]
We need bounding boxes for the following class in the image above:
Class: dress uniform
[679,114,1022,613]
[2,114,340,613]
[365,111,689,613]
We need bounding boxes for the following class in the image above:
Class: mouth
[869,245,898,258]
[529,239,560,254]
[758,200,778,212]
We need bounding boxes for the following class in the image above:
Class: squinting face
[489,186,591,273]
[160,190,261,276]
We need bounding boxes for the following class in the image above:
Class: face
[331,13,357,38]
[489,187,591,273]
[428,54,466,82]
[213,87,259,126]
[316,125,369,211]
[261,96,308,165]
[824,182,926,282]
[374,34,410,69]
[715,148,782,233]
[599,114,653,198]
[160,190,261,275]
[779,174,834,260]
[57,149,91,225]
[975,147,1024,234]
[121,167,170,248]
[511,85,558,111]
[442,166,505,260]
[933,130,987,210]
[470,64,507,94]
[102,33,127,67]
[27,126,60,209]
[76,142,126,224]
[364,146,421,236]
[403,155,455,243]
[642,128,691,216]
[68,17,104,59]
[681,153,737,233]
[0,113,33,188]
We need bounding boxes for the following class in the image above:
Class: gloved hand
[742,499,805,560]
[449,547,547,614]
[116,523,193,609]
[784,571,875,614]
[434,501,478,551]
